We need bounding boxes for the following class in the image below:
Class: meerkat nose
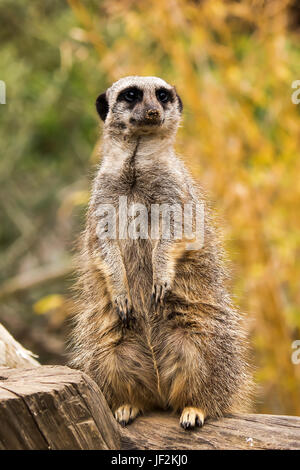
[145,108,160,120]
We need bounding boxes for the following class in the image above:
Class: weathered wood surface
[120,412,300,450]
[0,366,120,450]
[0,365,299,450]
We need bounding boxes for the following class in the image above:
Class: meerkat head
[96,76,183,139]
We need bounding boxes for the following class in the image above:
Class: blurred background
[0,0,299,415]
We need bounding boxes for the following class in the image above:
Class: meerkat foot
[180,407,205,430]
[114,294,134,328]
[151,281,170,307]
[114,405,141,427]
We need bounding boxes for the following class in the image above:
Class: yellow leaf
[33,295,65,315]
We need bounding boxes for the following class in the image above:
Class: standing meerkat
[70,76,251,429]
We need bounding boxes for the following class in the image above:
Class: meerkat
[70,76,251,429]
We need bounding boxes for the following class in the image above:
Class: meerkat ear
[176,93,183,113]
[96,92,109,121]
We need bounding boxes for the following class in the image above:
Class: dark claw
[195,416,203,427]
[151,282,170,308]
[150,291,156,308]
[181,421,191,430]
[115,298,134,329]
[120,420,127,428]
[155,285,161,304]
[116,306,122,320]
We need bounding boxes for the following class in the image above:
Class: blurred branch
[0,228,40,271]
[0,262,73,300]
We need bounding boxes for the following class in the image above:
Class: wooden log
[0,365,299,450]
[0,366,120,450]
[120,412,300,450]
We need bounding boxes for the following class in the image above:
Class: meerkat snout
[129,104,162,127]
[146,109,159,117]
[95,76,183,136]
[138,106,162,126]
[145,108,160,121]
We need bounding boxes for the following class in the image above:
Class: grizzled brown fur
[70,76,252,429]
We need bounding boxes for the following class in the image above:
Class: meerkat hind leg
[180,407,205,430]
[114,404,141,427]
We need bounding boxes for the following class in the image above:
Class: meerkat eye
[118,87,142,103]
[156,88,171,104]
[124,90,137,102]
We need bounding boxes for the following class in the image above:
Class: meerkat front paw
[180,407,205,430]
[114,294,133,328]
[114,405,141,427]
[151,281,171,307]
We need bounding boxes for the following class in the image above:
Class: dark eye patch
[117,86,143,104]
[156,88,173,104]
